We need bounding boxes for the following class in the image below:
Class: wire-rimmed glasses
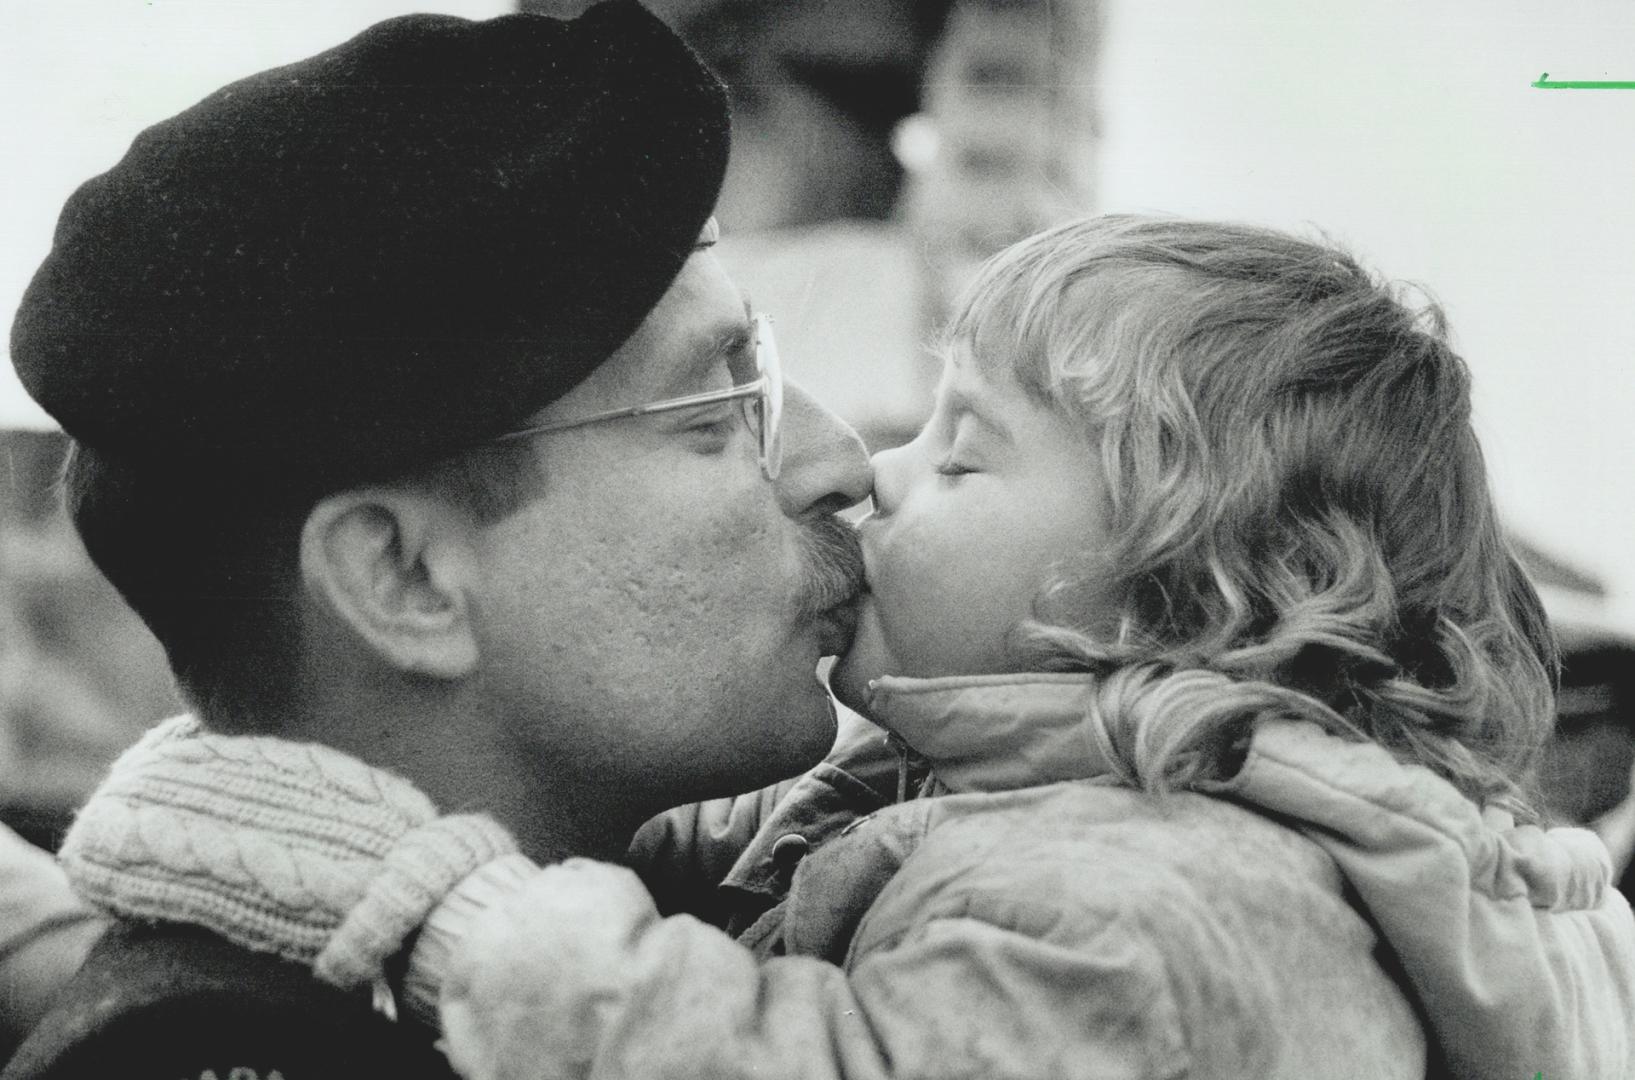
[490,312,784,480]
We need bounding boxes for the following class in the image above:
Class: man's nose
[774,382,872,517]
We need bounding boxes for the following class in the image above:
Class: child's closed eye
[933,455,976,479]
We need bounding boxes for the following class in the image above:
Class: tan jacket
[443,674,1635,1080]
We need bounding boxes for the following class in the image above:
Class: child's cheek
[876,511,945,600]
[872,511,986,676]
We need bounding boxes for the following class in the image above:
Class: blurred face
[831,344,1108,711]
[471,244,870,812]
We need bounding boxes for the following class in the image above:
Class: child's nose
[867,442,913,517]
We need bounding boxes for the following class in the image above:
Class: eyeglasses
[490,312,784,480]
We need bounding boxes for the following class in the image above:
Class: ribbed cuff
[402,853,540,1026]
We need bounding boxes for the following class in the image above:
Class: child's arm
[429,857,1184,1080]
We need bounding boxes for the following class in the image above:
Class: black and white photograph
[2,1,1633,1076]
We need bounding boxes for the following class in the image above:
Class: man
[2,2,870,1075]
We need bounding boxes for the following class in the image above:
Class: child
[406,215,1635,1078]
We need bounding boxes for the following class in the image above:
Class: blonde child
[401,215,1635,1078]
[84,216,1633,1078]
[423,216,1635,1079]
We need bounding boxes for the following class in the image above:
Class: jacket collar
[717,672,1110,902]
[864,673,1115,794]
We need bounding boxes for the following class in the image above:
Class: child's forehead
[938,342,1027,415]
[947,300,1084,414]
[944,320,1025,390]
[940,337,988,386]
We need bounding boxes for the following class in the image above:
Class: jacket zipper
[887,731,913,804]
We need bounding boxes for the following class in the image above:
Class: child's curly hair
[949,214,1556,818]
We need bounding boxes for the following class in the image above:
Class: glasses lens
[754,314,783,480]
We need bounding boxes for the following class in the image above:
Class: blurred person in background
[1520,540,1635,889]
[0,825,101,1059]
[1547,635,1635,887]
[630,0,1104,450]
[0,433,167,1062]
[0,431,178,852]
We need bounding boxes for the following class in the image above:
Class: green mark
[1533,72,1635,89]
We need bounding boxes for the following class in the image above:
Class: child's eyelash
[934,457,974,477]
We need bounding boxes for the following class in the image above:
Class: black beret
[12,0,728,491]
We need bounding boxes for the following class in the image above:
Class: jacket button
[770,833,811,868]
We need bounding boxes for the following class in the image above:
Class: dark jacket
[2,922,453,1080]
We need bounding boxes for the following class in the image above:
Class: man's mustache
[795,515,865,618]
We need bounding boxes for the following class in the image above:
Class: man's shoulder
[3,922,453,1080]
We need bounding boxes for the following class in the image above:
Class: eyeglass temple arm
[490,380,765,441]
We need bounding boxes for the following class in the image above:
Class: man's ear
[299,488,479,680]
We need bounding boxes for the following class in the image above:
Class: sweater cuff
[402,853,540,1026]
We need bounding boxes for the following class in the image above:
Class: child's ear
[299,488,479,679]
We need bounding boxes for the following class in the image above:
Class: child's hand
[436,859,660,1080]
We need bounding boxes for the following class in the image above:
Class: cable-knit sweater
[57,715,526,1009]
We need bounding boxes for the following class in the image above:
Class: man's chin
[698,689,836,798]
[757,695,837,785]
